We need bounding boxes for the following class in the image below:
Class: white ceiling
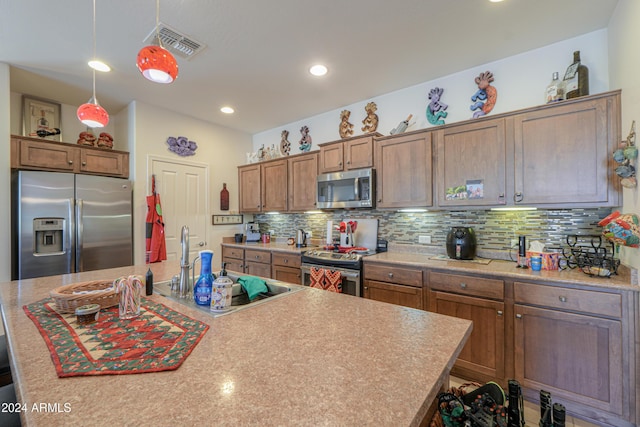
[1,0,618,135]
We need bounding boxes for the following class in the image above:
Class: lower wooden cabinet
[363,280,423,309]
[513,281,632,426]
[357,260,638,426]
[430,291,505,384]
[428,271,506,385]
[363,263,424,309]
[271,252,301,284]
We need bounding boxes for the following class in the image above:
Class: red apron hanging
[145,176,167,263]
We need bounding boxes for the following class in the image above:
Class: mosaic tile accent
[255,208,614,252]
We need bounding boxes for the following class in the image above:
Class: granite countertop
[0,260,472,426]
[365,252,639,292]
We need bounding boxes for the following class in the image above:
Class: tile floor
[450,376,599,427]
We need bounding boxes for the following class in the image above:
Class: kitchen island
[0,260,472,426]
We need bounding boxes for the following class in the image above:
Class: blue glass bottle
[193,250,214,306]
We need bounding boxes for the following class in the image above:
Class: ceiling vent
[142,22,206,60]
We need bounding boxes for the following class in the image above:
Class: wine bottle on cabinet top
[563,50,589,99]
[545,72,565,103]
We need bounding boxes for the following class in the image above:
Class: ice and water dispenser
[33,218,65,255]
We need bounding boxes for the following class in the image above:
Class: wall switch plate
[510,238,518,248]
[418,235,431,244]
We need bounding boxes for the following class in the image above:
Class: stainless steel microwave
[316,168,375,209]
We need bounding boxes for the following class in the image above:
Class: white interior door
[150,157,209,262]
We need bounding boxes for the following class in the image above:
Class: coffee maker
[245,222,261,242]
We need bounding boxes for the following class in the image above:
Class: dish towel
[237,276,268,300]
[310,267,326,290]
[309,267,342,293]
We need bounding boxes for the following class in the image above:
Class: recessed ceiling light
[489,0,505,2]
[88,60,111,72]
[309,64,328,76]
[220,106,235,114]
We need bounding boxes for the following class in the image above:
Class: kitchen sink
[153,275,303,317]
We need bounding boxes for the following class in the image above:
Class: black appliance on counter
[446,227,477,260]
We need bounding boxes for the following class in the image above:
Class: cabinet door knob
[514,192,524,203]
[516,313,522,319]
[559,296,567,302]
[339,162,343,166]
[378,199,382,203]
[68,160,73,165]
[82,161,87,166]
[364,286,368,290]
[346,160,351,165]
[388,272,394,278]
[284,259,288,263]
[497,310,503,316]
[460,283,467,289]
[498,193,505,198]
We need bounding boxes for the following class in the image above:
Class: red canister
[261,233,271,244]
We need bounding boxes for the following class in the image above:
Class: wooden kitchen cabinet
[318,134,376,173]
[271,252,301,284]
[261,159,288,212]
[288,152,318,212]
[435,118,508,208]
[238,164,262,213]
[511,92,620,207]
[363,263,424,310]
[244,248,272,278]
[430,91,620,208]
[11,135,129,178]
[238,158,287,213]
[428,271,506,385]
[513,281,630,425]
[374,130,433,208]
[222,246,244,274]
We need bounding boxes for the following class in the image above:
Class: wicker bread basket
[49,280,118,313]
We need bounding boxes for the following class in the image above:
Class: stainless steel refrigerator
[12,171,133,280]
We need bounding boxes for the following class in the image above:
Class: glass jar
[116,275,142,319]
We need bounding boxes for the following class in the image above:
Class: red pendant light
[136,0,178,84]
[77,93,109,128]
[77,0,109,128]
[137,44,178,84]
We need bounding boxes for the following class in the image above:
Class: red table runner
[23,298,209,377]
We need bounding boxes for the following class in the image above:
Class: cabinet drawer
[245,249,271,264]
[222,246,244,260]
[514,282,622,318]
[429,272,504,300]
[222,257,243,274]
[272,252,301,268]
[364,264,422,287]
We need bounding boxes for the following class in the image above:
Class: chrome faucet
[177,225,191,298]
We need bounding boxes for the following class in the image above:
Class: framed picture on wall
[22,95,62,141]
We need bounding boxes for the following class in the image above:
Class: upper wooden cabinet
[288,152,318,212]
[435,118,508,208]
[318,134,377,173]
[512,93,620,207]
[238,158,288,213]
[434,91,621,208]
[11,135,129,178]
[374,130,433,209]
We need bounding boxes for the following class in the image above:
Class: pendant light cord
[92,0,97,101]
[155,0,162,47]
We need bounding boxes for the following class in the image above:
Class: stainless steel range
[300,249,376,297]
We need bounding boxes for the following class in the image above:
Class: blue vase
[194,250,214,306]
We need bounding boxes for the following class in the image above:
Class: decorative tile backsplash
[255,208,613,252]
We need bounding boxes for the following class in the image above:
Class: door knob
[198,241,205,247]
[516,313,522,319]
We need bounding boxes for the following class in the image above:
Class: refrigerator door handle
[76,199,83,272]
[68,197,75,273]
